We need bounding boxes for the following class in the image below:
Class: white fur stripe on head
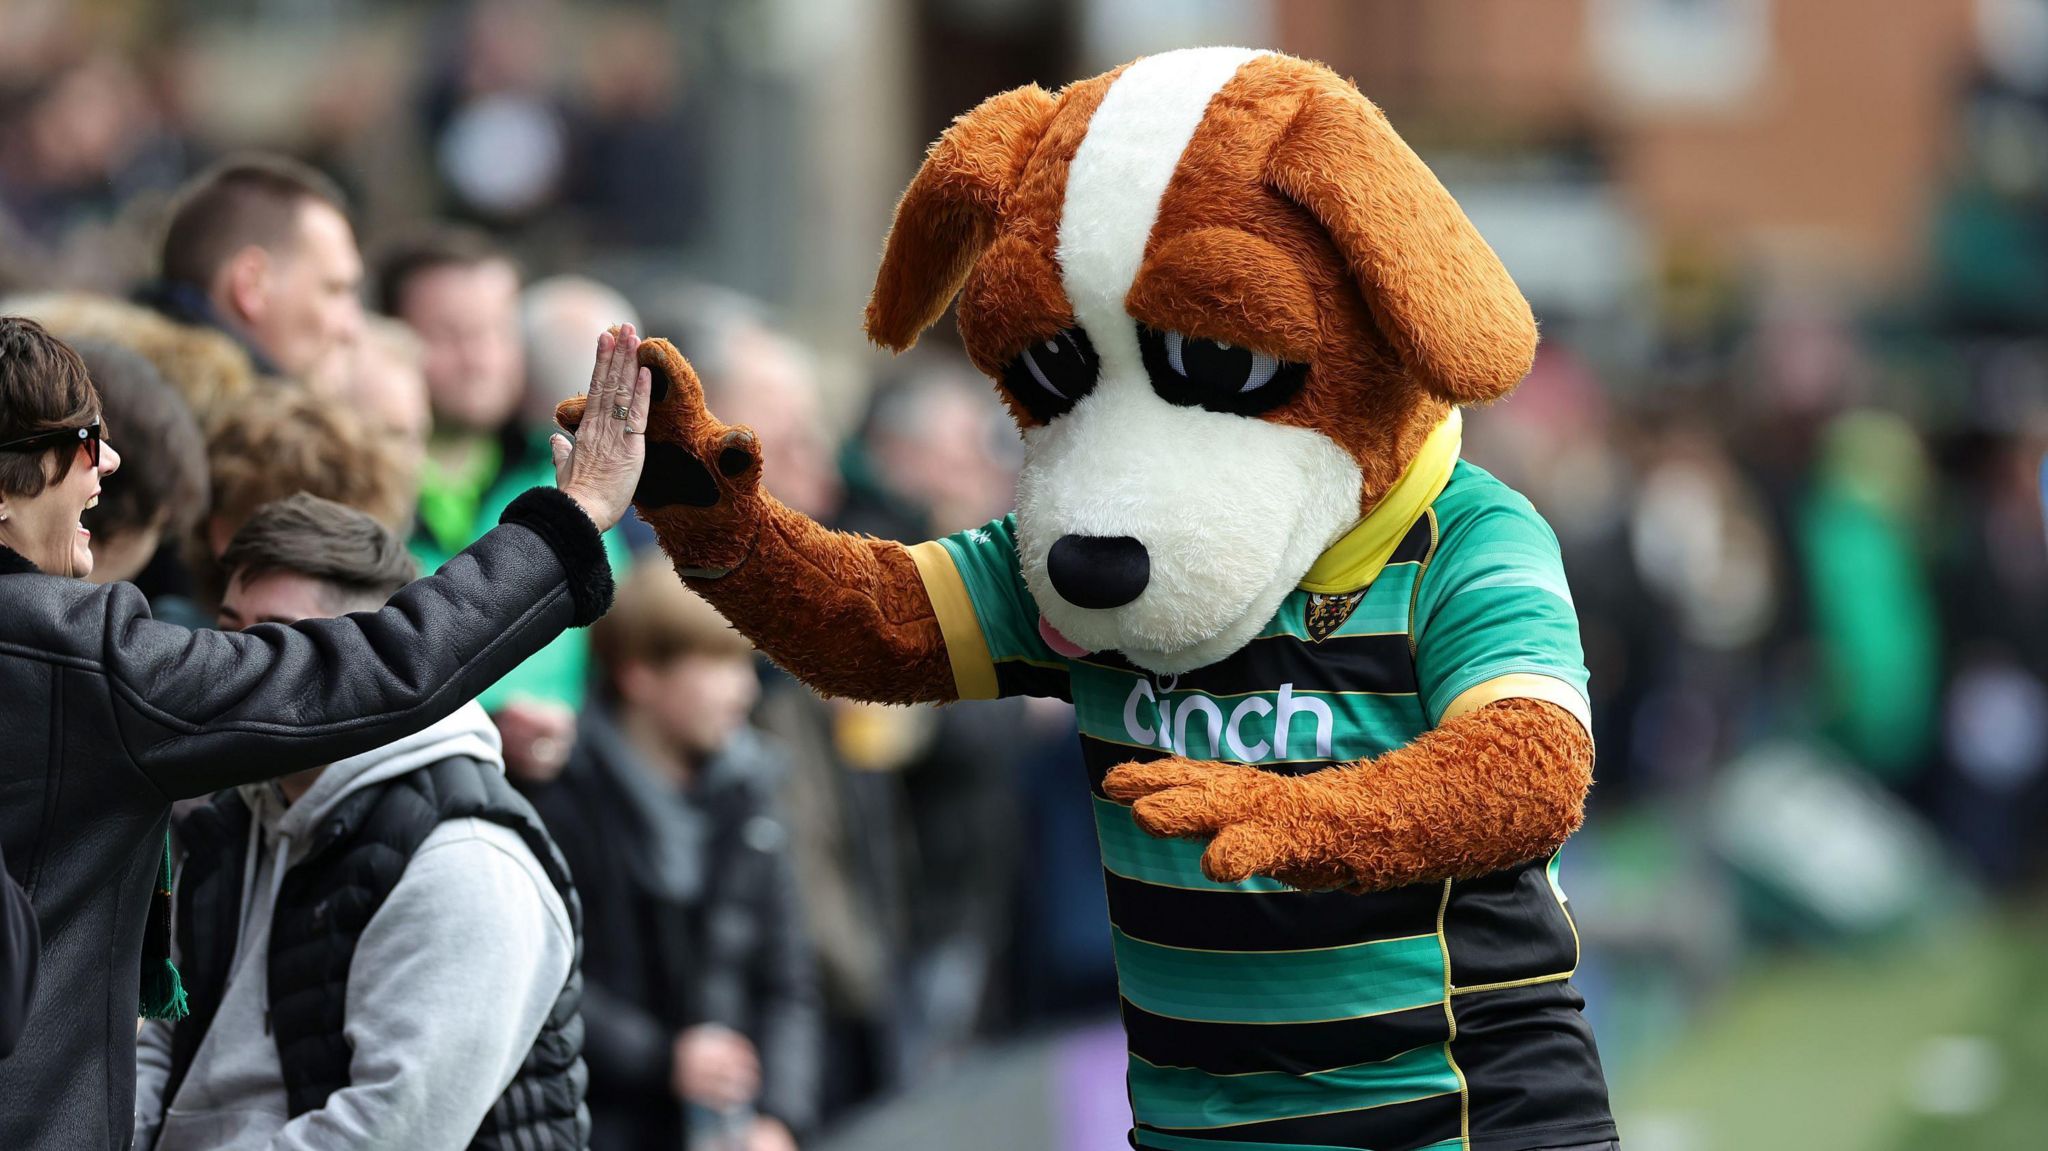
[1055,47,1266,376]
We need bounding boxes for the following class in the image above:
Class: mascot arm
[1101,696,1591,892]
[558,338,956,705]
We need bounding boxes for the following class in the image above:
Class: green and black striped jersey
[910,459,1615,1151]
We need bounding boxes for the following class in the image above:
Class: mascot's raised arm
[560,46,1616,1151]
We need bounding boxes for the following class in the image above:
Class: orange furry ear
[1265,76,1536,404]
[864,84,1060,352]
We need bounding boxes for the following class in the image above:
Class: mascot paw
[555,336,766,578]
[1103,757,1360,890]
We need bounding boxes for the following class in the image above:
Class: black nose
[1047,534,1150,609]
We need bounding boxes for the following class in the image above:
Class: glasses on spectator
[0,418,103,470]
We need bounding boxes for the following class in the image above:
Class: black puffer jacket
[0,487,612,1150]
[163,757,589,1149]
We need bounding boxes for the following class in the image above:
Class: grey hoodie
[133,702,577,1151]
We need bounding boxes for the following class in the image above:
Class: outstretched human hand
[552,324,653,532]
[556,335,766,578]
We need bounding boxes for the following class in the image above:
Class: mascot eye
[1139,326,1306,416]
[1001,327,1099,421]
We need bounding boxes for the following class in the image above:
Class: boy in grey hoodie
[134,494,586,1150]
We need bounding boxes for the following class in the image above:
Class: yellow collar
[1298,409,1462,594]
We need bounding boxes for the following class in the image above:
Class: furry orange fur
[1102,698,1591,892]
[600,49,1588,891]
[559,339,955,705]
[868,53,1529,519]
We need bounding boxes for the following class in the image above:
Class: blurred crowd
[5,0,2048,1145]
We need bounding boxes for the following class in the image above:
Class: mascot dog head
[878,48,1536,675]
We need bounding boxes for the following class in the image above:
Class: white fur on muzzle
[1015,384,1361,675]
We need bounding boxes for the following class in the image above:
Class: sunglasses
[0,418,103,470]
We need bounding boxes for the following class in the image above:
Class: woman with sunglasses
[0,315,652,1149]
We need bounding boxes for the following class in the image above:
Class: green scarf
[139,833,188,1020]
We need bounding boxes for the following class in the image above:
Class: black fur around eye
[1001,327,1099,421]
[1139,326,1306,416]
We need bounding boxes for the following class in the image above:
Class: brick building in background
[1276,0,1982,290]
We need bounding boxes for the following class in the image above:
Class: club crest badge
[1305,589,1366,643]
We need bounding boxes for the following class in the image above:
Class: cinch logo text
[1122,679,1333,762]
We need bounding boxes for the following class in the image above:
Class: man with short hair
[133,494,589,1151]
[382,228,629,780]
[139,154,365,386]
[377,228,525,441]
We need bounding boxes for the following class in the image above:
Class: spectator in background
[0,48,188,293]
[529,562,818,1151]
[189,388,413,614]
[1801,408,1941,784]
[334,316,433,482]
[416,0,572,229]
[843,354,1017,540]
[1,291,257,427]
[661,294,907,1118]
[680,312,842,524]
[65,339,207,587]
[134,494,586,1151]
[380,227,629,783]
[835,356,1039,1069]
[522,275,652,547]
[137,155,364,388]
[561,6,709,248]
[521,275,640,433]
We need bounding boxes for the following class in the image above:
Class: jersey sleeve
[906,514,1071,701]
[1411,496,1592,735]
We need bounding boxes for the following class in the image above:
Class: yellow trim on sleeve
[906,540,1000,701]
[1442,673,1592,738]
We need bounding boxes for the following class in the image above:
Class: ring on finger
[610,403,631,420]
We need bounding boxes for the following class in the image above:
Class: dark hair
[68,339,209,540]
[159,154,350,288]
[220,492,418,610]
[374,226,511,317]
[0,316,101,497]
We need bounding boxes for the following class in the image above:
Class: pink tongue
[1037,615,1093,658]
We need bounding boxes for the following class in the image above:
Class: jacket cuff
[501,488,614,626]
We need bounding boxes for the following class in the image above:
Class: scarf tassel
[139,832,189,1021]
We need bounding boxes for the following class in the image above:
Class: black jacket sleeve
[109,489,614,798]
[0,854,37,1058]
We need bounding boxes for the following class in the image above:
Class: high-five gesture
[556,335,765,578]
[552,324,653,531]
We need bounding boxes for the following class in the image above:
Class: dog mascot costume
[564,47,1616,1151]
